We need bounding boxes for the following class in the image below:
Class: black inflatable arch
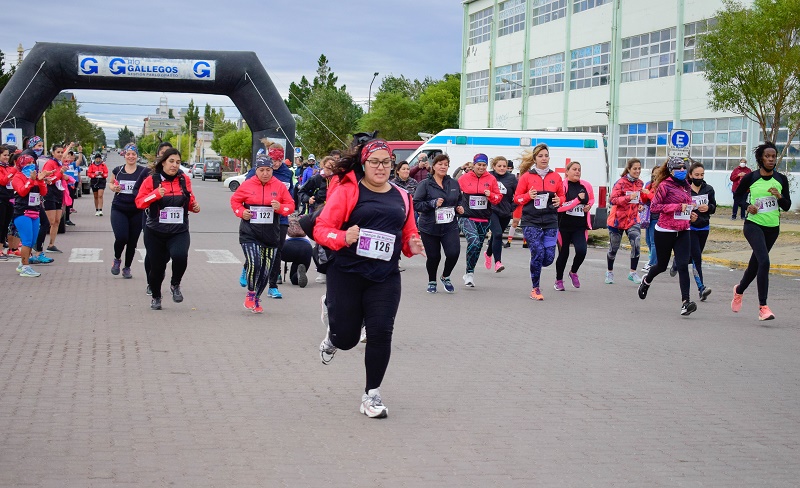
[0,42,295,162]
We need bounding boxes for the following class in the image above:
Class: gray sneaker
[122,267,132,279]
[319,294,337,365]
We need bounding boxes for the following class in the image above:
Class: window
[498,0,526,37]
[532,0,567,26]
[686,117,748,170]
[621,28,677,82]
[570,42,610,90]
[683,18,717,74]
[495,63,524,100]
[569,125,608,135]
[616,121,673,169]
[469,7,493,46]
[466,70,490,104]
[530,53,565,96]
[573,0,610,14]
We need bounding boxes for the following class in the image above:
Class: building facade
[142,97,186,137]
[459,0,798,206]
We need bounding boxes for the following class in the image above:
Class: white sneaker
[16,262,24,273]
[98,210,103,216]
[360,326,367,344]
[95,210,100,216]
[319,295,336,365]
[463,273,475,287]
[641,263,651,272]
[360,388,388,418]
[315,274,326,284]
[19,265,41,278]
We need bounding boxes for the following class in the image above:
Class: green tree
[169,133,193,163]
[285,76,312,114]
[417,74,461,133]
[168,109,175,119]
[0,49,15,94]
[217,127,253,171]
[313,54,340,91]
[34,99,105,149]
[117,126,135,147]
[700,0,800,162]
[298,87,362,156]
[211,118,238,154]
[184,99,200,139]
[359,91,421,140]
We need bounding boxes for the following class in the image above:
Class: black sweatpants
[485,213,512,264]
[281,238,312,285]
[645,229,691,302]
[0,200,12,246]
[144,227,190,300]
[267,224,288,288]
[738,221,780,306]
[420,230,461,282]
[555,228,588,280]
[111,206,144,267]
[326,263,401,393]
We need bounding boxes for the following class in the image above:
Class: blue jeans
[645,221,657,266]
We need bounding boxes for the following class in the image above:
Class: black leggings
[35,208,49,252]
[645,230,691,302]
[143,227,190,300]
[0,200,12,246]
[555,228,588,280]
[690,229,709,288]
[281,238,312,285]
[738,221,780,306]
[420,230,461,282]
[111,206,144,267]
[326,263,401,393]
[485,213,511,263]
[267,224,288,288]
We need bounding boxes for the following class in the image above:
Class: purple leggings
[523,226,558,289]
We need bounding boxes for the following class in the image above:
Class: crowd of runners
[0,134,792,418]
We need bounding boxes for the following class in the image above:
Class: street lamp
[368,72,379,112]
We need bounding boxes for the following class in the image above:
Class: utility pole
[43,112,47,154]
[188,120,192,163]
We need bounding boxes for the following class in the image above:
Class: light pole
[368,72,379,112]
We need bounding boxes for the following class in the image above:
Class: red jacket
[513,169,565,228]
[729,166,751,192]
[0,165,18,198]
[313,171,418,256]
[135,172,198,211]
[12,172,47,198]
[558,178,595,230]
[607,176,644,229]
[41,158,68,189]
[457,170,502,221]
[88,162,109,179]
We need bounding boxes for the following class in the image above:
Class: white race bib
[533,194,549,209]
[55,180,64,191]
[626,190,640,204]
[435,206,455,224]
[754,196,778,213]
[468,195,488,209]
[120,180,135,194]
[674,205,693,221]
[249,205,274,224]
[159,206,184,224]
[692,194,708,207]
[28,193,41,206]
[356,228,396,261]
[566,205,585,217]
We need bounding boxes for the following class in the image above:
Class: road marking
[195,249,242,264]
[69,248,104,263]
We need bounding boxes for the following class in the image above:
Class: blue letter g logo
[80,57,98,74]
[193,61,211,78]
[109,58,126,75]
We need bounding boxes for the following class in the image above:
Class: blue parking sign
[670,130,690,149]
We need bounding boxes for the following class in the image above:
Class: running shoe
[503,241,511,249]
[0,253,7,261]
[10,249,21,257]
[699,286,712,302]
[170,285,183,303]
[45,245,62,253]
[297,264,308,288]
[276,275,283,285]
[95,210,100,216]
[426,281,437,293]
[146,285,152,296]
[637,278,650,300]
[440,276,455,293]
[680,300,697,316]
[98,210,103,216]
[35,252,54,264]
[239,268,247,287]
[568,272,581,289]
[267,288,282,299]
[244,291,256,310]
[641,263,651,273]
[319,295,337,364]
[65,220,75,226]
[150,297,162,310]
[628,271,642,284]
[111,258,121,275]
[530,287,544,301]
[315,274,326,284]
[495,261,505,273]
[522,241,529,248]
[252,296,263,314]
[463,273,474,288]
[731,285,743,313]
[16,262,24,273]
[360,388,388,418]
[360,326,367,344]
[554,280,565,291]
[484,252,492,270]
[19,265,41,278]
[604,271,614,284]
[122,267,132,279]
[758,305,775,321]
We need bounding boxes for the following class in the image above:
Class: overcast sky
[2,0,463,142]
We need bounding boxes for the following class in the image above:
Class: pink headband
[268,147,284,161]
[360,140,391,163]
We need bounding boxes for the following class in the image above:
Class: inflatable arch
[0,43,295,162]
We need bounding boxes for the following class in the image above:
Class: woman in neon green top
[730,141,791,321]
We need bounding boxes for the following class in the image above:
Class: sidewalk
[705,214,800,276]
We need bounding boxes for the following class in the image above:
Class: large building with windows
[459,0,798,206]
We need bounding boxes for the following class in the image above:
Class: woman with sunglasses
[314,137,424,419]
[637,157,697,316]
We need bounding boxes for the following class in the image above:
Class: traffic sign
[1,128,22,146]
[294,147,301,156]
[668,129,691,158]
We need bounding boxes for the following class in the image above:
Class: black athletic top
[111,165,148,212]
[559,180,590,232]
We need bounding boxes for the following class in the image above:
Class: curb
[703,256,800,277]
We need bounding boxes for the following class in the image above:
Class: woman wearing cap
[637,157,698,316]
[10,155,54,277]
[314,137,424,418]
[605,158,646,285]
[135,148,200,310]
[513,143,565,300]
[88,153,109,216]
[231,156,295,313]
[457,153,502,288]
[554,160,594,291]
[731,141,791,321]
[108,143,148,279]
[484,155,517,273]
[414,154,463,293]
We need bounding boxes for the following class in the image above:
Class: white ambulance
[406,128,610,228]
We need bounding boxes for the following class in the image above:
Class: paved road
[1,154,799,486]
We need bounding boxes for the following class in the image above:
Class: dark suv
[202,160,222,181]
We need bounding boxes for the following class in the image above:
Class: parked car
[191,163,203,178]
[201,160,222,181]
[79,165,90,194]
[224,173,246,192]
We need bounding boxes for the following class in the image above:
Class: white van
[406,128,610,228]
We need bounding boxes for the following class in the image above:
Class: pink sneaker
[568,272,581,289]
[554,280,565,291]
[731,285,743,313]
[484,252,492,270]
[495,261,505,273]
